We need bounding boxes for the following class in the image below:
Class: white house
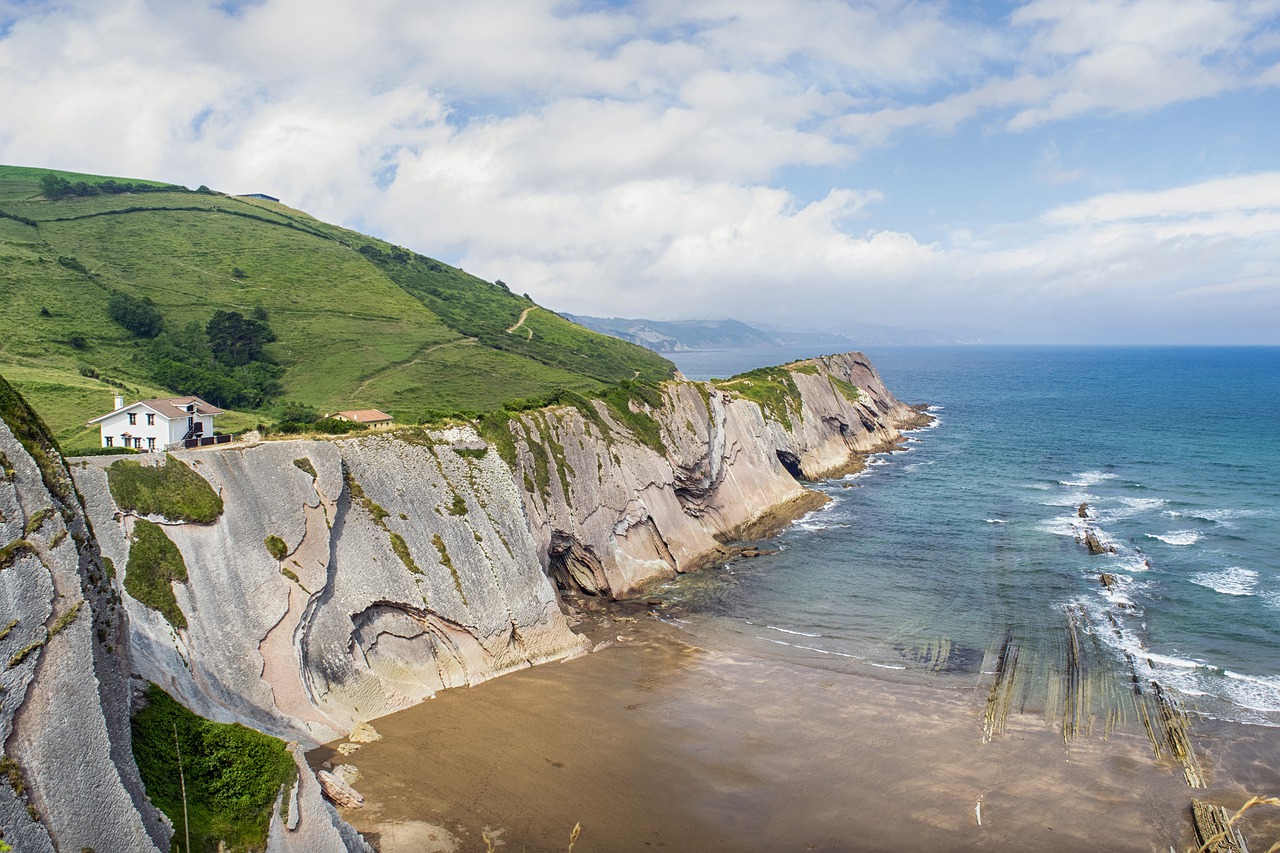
[88,395,223,451]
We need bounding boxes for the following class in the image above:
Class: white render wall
[96,406,214,449]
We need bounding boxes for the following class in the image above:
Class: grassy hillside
[0,164,673,449]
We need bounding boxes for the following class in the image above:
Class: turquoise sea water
[665,346,1280,728]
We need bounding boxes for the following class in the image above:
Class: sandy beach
[308,608,1278,853]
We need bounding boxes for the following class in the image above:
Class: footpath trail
[506,306,536,338]
[352,336,477,397]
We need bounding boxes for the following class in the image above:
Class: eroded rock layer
[0,381,168,852]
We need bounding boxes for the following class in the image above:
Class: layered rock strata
[0,381,168,852]
[511,352,920,597]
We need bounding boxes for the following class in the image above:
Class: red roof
[333,409,393,424]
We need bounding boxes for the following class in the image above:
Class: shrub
[124,520,189,629]
[389,532,420,574]
[107,454,223,523]
[108,292,164,338]
[263,535,287,560]
[56,255,88,274]
[66,445,137,457]
[131,683,296,853]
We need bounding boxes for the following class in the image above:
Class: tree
[205,311,275,367]
[39,173,72,199]
[108,293,165,338]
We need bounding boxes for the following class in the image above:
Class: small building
[88,395,224,451]
[236,193,280,202]
[331,409,394,427]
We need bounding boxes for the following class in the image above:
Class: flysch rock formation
[512,352,921,598]
[3,351,917,850]
[0,383,169,852]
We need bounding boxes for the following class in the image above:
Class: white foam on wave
[1039,491,1093,508]
[1073,594,1280,723]
[1036,514,1086,538]
[764,625,823,638]
[1146,530,1201,546]
[1059,471,1118,487]
[1221,670,1280,714]
[984,518,1008,524]
[1098,497,1166,522]
[1191,567,1258,597]
[757,636,859,659]
[1164,507,1274,529]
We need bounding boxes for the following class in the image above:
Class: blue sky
[1,0,1278,342]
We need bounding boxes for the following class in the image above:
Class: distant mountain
[561,315,780,351]
[563,315,995,353]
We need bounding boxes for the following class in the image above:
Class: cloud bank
[1,0,1278,342]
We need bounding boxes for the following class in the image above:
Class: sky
[2,0,1279,343]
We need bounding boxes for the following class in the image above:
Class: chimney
[113,394,125,411]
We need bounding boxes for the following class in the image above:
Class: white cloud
[0,0,1277,342]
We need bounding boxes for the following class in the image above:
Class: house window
[146,413,155,426]
[128,413,137,425]
[147,437,155,450]
[105,436,113,447]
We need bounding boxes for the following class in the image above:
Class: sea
[662,345,1280,730]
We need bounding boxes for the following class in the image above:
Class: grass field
[0,164,675,446]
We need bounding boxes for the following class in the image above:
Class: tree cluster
[149,310,283,409]
[108,293,165,338]
[39,172,184,200]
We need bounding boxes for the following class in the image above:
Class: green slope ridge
[0,164,674,449]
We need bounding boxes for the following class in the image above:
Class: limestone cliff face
[0,382,168,852]
[510,353,919,598]
[74,428,585,746]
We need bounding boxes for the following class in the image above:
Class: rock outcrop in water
[3,352,919,849]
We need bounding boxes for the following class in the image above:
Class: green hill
[0,164,674,450]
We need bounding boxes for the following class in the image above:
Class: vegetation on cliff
[0,163,674,450]
[124,519,189,629]
[131,683,296,853]
[713,365,805,430]
[106,453,224,523]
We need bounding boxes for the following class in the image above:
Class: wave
[763,624,823,638]
[1191,567,1258,597]
[1145,530,1201,546]
[1163,507,1276,529]
[1097,497,1166,521]
[756,636,859,659]
[1059,471,1118,487]
[1073,593,1280,724]
[984,518,1008,524]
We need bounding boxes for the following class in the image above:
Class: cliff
[510,352,921,597]
[0,376,169,852]
[2,351,918,849]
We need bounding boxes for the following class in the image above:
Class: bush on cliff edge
[131,683,296,853]
[107,454,223,523]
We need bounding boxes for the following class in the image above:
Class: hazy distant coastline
[561,313,1001,353]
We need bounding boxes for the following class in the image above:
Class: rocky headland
[0,352,921,851]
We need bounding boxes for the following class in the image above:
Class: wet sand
[309,611,1280,853]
